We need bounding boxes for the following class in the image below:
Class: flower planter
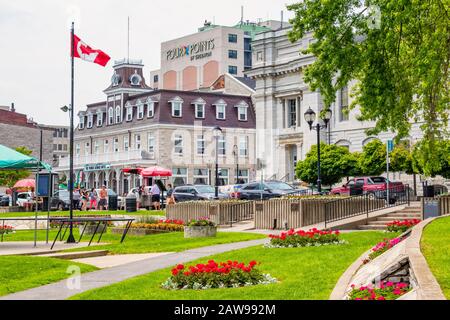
[184,226,217,238]
[111,227,171,236]
[79,223,107,235]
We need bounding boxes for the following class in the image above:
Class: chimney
[280,11,284,30]
[10,102,15,112]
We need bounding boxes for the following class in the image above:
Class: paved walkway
[0,241,103,256]
[0,238,267,300]
[72,252,173,268]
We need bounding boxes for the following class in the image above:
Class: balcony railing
[58,149,154,168]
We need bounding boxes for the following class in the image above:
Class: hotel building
[54,59,256,194]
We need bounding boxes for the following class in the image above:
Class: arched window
[362,137,378,147]
[115,105,122,123]
[108,107,114,125]
[335,139,351,150]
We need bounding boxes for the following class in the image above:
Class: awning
[0,144,52,171]
[140,166,172,177]
[121,167,144,175]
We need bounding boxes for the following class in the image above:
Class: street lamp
[304,107,332,193]
[212,126,223,199]
[61,104,76,243]
[233,144,239,184]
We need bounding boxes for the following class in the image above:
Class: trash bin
[108,195,118,211]
[126,196,137,212]
[423,186,435,197]
[349,185,363,196]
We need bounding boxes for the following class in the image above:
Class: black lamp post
[233,144,239,184]
[304,107,332,193]
[212,126,222,199]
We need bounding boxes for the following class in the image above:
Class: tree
[390,142,416,174]
[0,146,33,188]
[358,140,386,176]
[413,139,450,178]
[287,0,449,175]
[295,143,360,186]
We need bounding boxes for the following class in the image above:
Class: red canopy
[122,168,144,175]
[13,179,35,190]
[140,166,172,177]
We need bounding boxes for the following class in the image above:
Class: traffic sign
[387,140,394,153]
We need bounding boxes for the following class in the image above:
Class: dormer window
[111,72,121,86]
[170,96,183,117]
[147,102,154,118]
[213,99,227,120]
[192,98,206,119]
[115,105,122,123]
[125,102,133,121]
[137,100,144,119]
[129,71,142,86]
[235,101,249,121]
[96,111,103,127]
[79,115,85,129]
[108,107,114,125]
[87,113,93,128]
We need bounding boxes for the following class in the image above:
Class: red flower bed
[0,225,14,235]
[162,260,276,290]
[386,219,420,232]
[267,228,343,248]
[363,237,405,263]
[349,281,411,300]
[159,219,184,225]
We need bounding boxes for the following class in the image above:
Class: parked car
[172,185,228,202]
[0,193,9,206]
[49,189,71,210]
[16,192,34,207]
[218,184,243,198]
[330,176,405,199]
[237,180,301,200]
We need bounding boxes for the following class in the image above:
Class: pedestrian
[98,185,108,211]
[80,189,88,211]
[136,185,143,210]
[166,183,176,205]
[89,188,97,210]
[150,182,161,210]
[72,188,80,210]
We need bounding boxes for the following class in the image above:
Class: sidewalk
[1,238,267,300]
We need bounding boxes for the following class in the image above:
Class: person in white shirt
[150,182,161,210]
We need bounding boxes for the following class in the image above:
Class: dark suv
[0,193,9,206]
[237,181,298,200]
[172,185,228,202]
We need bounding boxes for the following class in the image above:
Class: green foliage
[287,0,449,171]
[413,139,450,178]
[358,140,386,176]
[390,142,416,174]
[0,146,33,187]
[295,143,359,185]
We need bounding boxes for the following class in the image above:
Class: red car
[331,176,405,198]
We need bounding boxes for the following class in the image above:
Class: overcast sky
[0,0,296,125]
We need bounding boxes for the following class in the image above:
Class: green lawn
[3,229,266,255]
[0,256,97,297]
[0,210,165,218]
[421,216,450,299]
[71,231,394,300]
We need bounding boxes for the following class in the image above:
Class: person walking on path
[88,188,97,210]
[72,188,81,210]
[80,189,88,211]
[98,186,108,211]
[166,183,176,205]
[150,182,161,210]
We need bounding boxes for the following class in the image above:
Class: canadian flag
[72,34,111,67]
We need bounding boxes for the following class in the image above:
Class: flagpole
[67,21,76,243]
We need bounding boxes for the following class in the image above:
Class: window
[193,168,209,185]
[97,111,103,127]
[113,137,119,153]
[63,144,68,151]
[126,104,133,121]
[340,86,349,121]
[153,75,158,83]
[87,114,93,128]
[218,136,226,156]
[137,101,144,119]
[228,65,238,75]
[53,144,57,151]
[238,106,247,121]
[148,134,155,153]
[104,139,109,153]
[75,143,80,157]
[196,135,205,155]
[237,169,249,184]
[172,168,188,187]
[239,136,248,156]
[195,103,205,119]
[94,141,99,154]
[256,51,263,61]
[108,107,114,125]
[288,99,297,127]
[58,144,62,151]
[216,104,226,120]
[147,102,154,118]
[174,134,183,155]
[217,168,229,186]
[115,106,122,123]
[79,115,85,129]
[134,134,141,150]
[228,50,237,59]
[84,142,90,156]
[228,34,237,43]
[123,136,129,152]
[172,101,182,117]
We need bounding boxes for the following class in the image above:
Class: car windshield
[370,177,386,184]
[195,185,215,193]
[265,181,294,190]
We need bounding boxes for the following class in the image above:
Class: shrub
[266,228,345,248]
[349,281,411,300]
[386,219,421,233]
[161,260,276,290]
[131,222,184,232]
[186,217,216,227]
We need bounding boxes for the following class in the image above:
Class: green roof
[198,22,271,39]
